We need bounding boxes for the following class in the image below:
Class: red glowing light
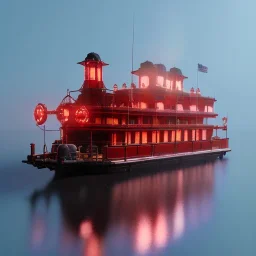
[75,106,89,124]
[56,106,70,124]
[34,103,47,125]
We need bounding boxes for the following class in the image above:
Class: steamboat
[22,52,231,174]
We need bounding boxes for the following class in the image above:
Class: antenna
[128,13,135,125]
[131,13,135,84]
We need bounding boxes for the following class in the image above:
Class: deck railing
[29,138,229,163]
[103,138,229,161]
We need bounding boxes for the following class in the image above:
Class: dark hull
[52,148,230,178]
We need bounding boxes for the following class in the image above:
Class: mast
[128,13,135,125]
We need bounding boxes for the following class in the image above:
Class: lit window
[106,118,113,124]
[184,130,188,141]
[140,102,147,109]
[176,81,182,91]
[196,129,200,141]
[157,76,164,87]
[89,67,95,80]
[166,80,171,89]
[63,109,69,117]
[125,132,131,144]
[95,117,101,124]
[192,130,196,141]
[176,130,181,141]
[135,132,140,144]
[157,131,160,143]
[97,68,101,81]
[142,132,147,144]
[152,131,157,143]
[204,106,213,112]
[140,76,149,88]
[190,105,198,111]
[156,102,164,110]
[164,131,168,142]
[176,104,183,111]
[202,130,207,140]
[112,133,117,145]
[171,131,175,142]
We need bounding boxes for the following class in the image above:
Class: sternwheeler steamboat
[22,52,231,174]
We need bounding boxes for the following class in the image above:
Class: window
[192,129,196,141]
[157,131,160,143]
[184,130,188,141]
[156,102,164,110]
[106,118,118,124]
[196,129,200,141]
[164,131,168,142]
[95,117,101,124]
[152,131,157,143]
[190,105,198,111]
[97,68,101,81]
[140,76,149,88]
[125,132,131,144]
[140,102,147,109]
[171,130,175,142]
[157,76,164,87]
[89,67,95,80]
[142,132,147,144]
[176,81,182,90]
[204,106,213,112]
[202,130,207,140]
[176,104,183,111]
[112,133,117,145]
[176,130,181,141]
[135,132,140,144]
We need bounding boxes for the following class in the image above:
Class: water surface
[0,129,255,255]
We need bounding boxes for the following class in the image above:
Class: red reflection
[80,220,93,239]
[31,216,46,248]
[154,209,168,248]
[135,215,152,254]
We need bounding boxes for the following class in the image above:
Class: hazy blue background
[0,0,252,132]
[0,0,255,255]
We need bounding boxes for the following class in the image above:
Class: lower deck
[22,138,231,174]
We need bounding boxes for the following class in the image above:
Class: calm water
[0,129,255,255]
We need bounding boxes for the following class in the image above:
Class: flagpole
[196,65,198,135]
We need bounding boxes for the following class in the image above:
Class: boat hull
[22,148,231,177]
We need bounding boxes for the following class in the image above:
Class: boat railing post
[96,147,98,162]
[151,144,154,156]
[30,143,35,156]
[124,145,127,161]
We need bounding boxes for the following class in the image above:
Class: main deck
[22,138,230,174]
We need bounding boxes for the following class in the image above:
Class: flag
[198,63,208,73]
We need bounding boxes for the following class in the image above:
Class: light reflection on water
[29,160,228,256]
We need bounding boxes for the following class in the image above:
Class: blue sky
[0,0,254,131]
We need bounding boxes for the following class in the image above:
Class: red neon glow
[34,103,47,125]
[80,220,93,239]
[75,106,89,125]
[140,76,149,88]
[56,106,70,124]
[97,67,101,81]
[89,67,95,80]
[154,210,168,248]
[135,215,152,254]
